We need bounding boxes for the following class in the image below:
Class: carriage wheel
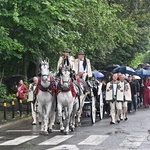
[90,90,96,124]
[99,93,103,120]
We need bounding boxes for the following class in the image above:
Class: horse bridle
[59,69,72,89]
[41,63,50,81]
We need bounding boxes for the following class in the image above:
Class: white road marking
[46,145,79,150]
[51,130,60,132]
[6,130,31,133]
[78,135,109,145]
[38,135,73,145]
[119,135,146,149]
[0,137,3,139]
[0,135,39,145]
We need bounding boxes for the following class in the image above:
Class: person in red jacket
[142,77,150,107]
[14,79,27,113]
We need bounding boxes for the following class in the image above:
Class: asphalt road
[0,107,150,150]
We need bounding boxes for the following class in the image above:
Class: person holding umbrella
[14,79,27,113]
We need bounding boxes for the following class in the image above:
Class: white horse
[66,70,89,128]
[57,66,76,134]
[37,59,56,135]
[72,79,89,126]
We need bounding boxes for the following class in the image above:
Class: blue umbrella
[135,68,150,78]
[113,66,135,75]
[92,70,104,79]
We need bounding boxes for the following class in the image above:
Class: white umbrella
[134,75,141,80]
[125,74,141,80]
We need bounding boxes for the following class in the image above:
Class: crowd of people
[102,71,150,124]
[13,49,150,125]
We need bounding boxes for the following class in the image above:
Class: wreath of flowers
[125,85,129,91]
[109,84,113,90]
[117,84,121,89]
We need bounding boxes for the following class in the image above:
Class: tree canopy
[0,0,149,81]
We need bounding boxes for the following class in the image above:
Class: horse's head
[60,66,71,89]
[40,58,50,82]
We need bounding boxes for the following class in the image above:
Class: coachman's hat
[78,50,84,55]
[64,49,71,53]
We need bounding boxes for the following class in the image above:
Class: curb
[0,116,32,129]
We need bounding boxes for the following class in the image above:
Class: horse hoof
[48,128,53,133]
[43,131,49,135]
[78,122,81,126]
[71,128,75,132]
[75,124,78,127]
[40,131,44,135]
[57,122,60,125]
[60,130,64,133]
[64,131,69,135]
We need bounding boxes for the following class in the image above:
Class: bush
[0,84,7,100]
[0,84,15,101]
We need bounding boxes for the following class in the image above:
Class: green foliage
[0,83,16,101]
[129,53,145,68]
[143,51,150,64]
[0,83,7,99]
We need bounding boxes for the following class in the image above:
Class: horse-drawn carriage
[82,75,104,124]
[36,59,104,135]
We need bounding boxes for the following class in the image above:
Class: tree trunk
[22,53,27,77]
[35,59,40,76]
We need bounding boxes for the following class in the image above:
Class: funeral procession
[0,1,150,150]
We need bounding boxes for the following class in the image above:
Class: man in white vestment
[57,49,75,71]
[74,50,92,80]
[28,77,39,125]
[74,50,92,116]
[106,73,119,124]
[106,73,132,124]
[119,74,132,121]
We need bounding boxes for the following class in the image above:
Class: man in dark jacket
[132,75,140,107]
[128,75,137,112]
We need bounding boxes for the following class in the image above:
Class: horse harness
[38,76,55,96]
[57,78,73,92]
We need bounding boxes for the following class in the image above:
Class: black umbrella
[28,76,40,83]
[99,70,112,82]
[5,75,25,86]
[105,64,120,72]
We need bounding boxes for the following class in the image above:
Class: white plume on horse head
[46,57,49,64]
[40,58,49,69]
[39,58,43,64]
[40,59,50,82]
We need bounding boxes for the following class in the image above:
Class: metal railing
[2,98,30,121]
